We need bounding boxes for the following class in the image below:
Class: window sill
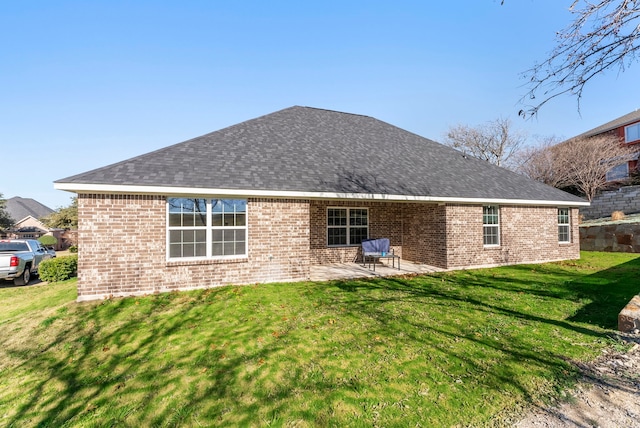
[483,245,501,250]
[166,256,248,267]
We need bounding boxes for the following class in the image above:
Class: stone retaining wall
[580,185,640,220]
[619,295,640,333]
[580,222,640,252]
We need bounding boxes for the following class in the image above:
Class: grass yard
[0,251,639,427]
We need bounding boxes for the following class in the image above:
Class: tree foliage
[0,193,14,229]
[517,134,636,201]
[38,235,58,246]
[443,117,526,169]
[41,197,78,229]
[519,0,640,117]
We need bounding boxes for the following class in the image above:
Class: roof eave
[575,112,640,140]
[54,182,590,207]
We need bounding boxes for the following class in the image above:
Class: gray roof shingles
[56,106,586,204]
[5,197,54,222]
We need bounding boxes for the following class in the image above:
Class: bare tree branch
[515,136,567,187]
[443,118,526,169]
[518,0,640,117]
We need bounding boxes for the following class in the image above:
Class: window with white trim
[327,207,368,246]
[625,123,640,143]
[167,198,247,259]
[558,208,571,243]
[483,206,500,246]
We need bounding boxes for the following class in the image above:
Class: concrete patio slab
[309,260,444,282]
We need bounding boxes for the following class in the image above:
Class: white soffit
[54,182,591,207]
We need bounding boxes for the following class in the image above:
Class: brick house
[571,110,640,182]
[55,106,588,301]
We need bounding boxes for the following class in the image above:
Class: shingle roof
[574,109,640,139]
[5,197,53,223]
[56,106,586,204]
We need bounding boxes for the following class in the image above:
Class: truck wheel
[14,267,31,286]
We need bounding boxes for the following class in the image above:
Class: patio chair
[361,238,400,271]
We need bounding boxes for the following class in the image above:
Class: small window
[558,208,571,243]
[327,207,368,246]
[606,163,629,182]
[625,123,640,143]
[483,206,500,246]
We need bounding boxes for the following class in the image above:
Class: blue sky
[2,1,639,209]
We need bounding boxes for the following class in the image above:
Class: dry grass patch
[611,211,626,221]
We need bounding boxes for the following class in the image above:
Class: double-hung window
[327,207,368,246]
[558,208,571,243]
[483,206,500,246]
[168,198,247,259]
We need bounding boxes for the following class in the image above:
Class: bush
[38,235,58,246]
[68,245,78,253]
[38,255,78,283]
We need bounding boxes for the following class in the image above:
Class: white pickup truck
[0,239,52,286]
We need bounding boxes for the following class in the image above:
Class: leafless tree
[516,136,566,187]
[443,117,527,169]
[518,0,640,117]
[518,134,636,200]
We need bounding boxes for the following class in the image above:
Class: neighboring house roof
[55,106,588,206]
[5,197,54,223]
[574,109,640,139]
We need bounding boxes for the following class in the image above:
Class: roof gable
[56,106,586,205]
[14,215,49,231]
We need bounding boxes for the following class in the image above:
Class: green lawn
[1,252,638,427]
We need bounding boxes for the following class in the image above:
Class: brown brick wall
[309,200,452,267]
[401,204,448,268]
[444,205,580,268]
[77,195,580,300]
[309,200,405,264]
[77,194,310,301]
[306,201,579,270]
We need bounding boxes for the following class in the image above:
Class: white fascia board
[53,182,591,207]
[15,215,38,224]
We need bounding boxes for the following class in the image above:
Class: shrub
[68,245,78,253]
[38,255,78,283]
[38,235,58,246]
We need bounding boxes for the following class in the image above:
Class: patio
[309,259,444,282]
